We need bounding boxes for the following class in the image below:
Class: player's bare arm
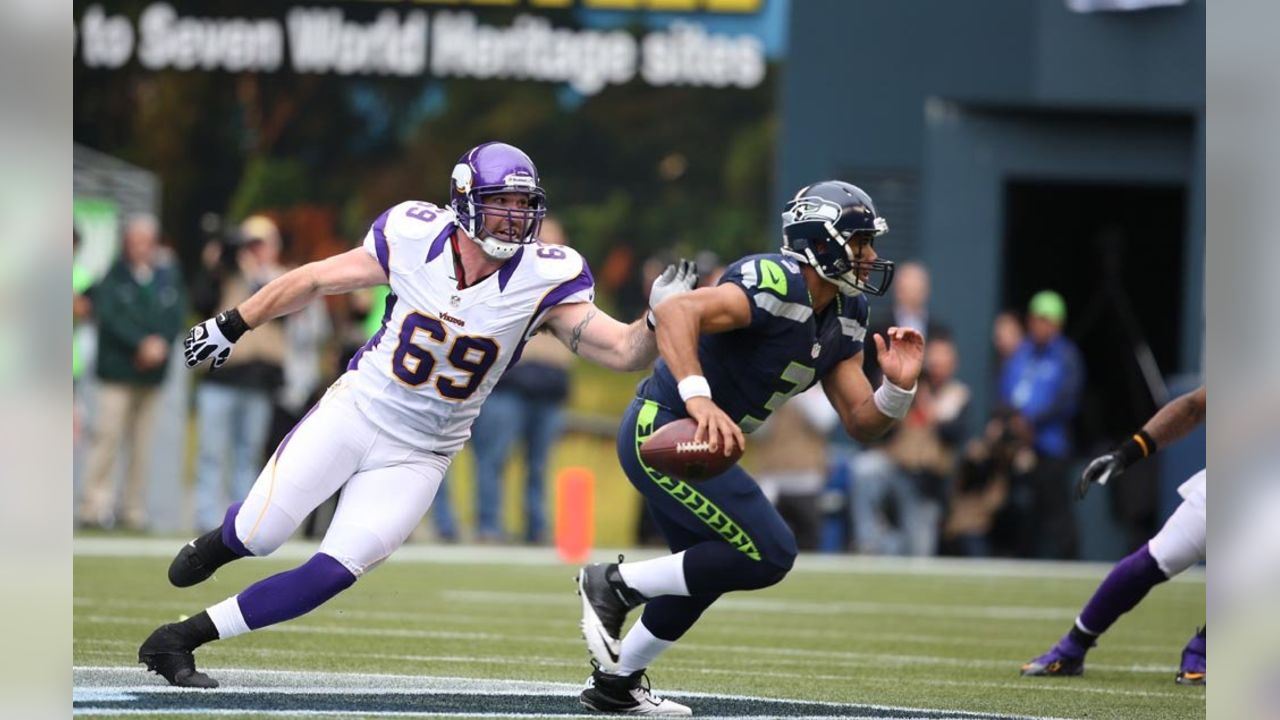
[1144,385,1206,448]
[184,248,385,369]
[542,258,698,372]
[239,248,386,327]
[821,326,925,443]
[543,302,655,372]
[652,283,753,456]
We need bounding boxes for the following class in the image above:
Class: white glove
[183,317,235,369]
[646,259,698,330]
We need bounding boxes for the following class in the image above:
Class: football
[639,418,744,481]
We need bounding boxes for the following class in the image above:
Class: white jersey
[343,200,594,454]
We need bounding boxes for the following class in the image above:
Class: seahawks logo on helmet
[782,197,842,227]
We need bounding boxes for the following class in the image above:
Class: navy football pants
[616,398,798,641]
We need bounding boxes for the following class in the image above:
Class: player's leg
[581,399,796,651]
[168,401,325,588]
[579,399,794,715]
[1022,470,1206,678]
[1176,626,1206,685]
[140,393,373,687]
[189,444,448,652]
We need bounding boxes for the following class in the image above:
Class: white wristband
[873,380,917,420]
[677,375,712,404]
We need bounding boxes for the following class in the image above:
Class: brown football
[639,418,744,481]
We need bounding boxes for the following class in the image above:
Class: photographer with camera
[189,214,287,531]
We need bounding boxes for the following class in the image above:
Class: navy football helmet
[449,142,547,260]
[780,180,893,296]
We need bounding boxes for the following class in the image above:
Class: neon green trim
[635,400,761,561]
[758,259,788,297]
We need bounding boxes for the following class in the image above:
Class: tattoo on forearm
[569,310,597,354]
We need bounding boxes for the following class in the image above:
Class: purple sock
[1077,542,1169,636]
[236,553,356,630]
[221,501,253,557]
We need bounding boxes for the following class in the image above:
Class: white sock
[206,596,251,639]
[617,552,689,598]
[615,618,674,676]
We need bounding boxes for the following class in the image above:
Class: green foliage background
[73,1,779,292]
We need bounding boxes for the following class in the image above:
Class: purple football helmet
[449,142,547,260]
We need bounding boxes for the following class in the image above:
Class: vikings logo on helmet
[451,164,473,195]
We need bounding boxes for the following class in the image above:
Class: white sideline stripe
[75,616,1177,675]
[915,678,1200,701]
[71,536,1204,583]
[73,597,1189,655]
[441,589,1084,621]
[72,666,1074,720]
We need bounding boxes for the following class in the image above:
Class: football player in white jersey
[1022,385,1206,685]
[138,142,698,691]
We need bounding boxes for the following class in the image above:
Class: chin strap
[475,232,520,261]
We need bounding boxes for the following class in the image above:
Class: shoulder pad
[528,244,587,284]
[729,253,806,302]
[383,201,455,243]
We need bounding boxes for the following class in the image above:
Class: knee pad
[1148,500,1206,577]
[319,523,395,577]
[233,495,300,557]
[757,556,794,589]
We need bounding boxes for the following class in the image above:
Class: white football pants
[232,381,450,576]
[1148,469,1207,577]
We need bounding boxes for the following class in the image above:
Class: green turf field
[73,539,1205,719]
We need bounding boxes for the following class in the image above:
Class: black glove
[183,308,249,369]
[1076,430,1157,500]
[1076,452,1123,500]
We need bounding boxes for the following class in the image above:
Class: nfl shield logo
[450,295,461,307]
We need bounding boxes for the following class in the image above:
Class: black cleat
[168,528,239,588]
[138,624,219,688]
[577,557,646,672]
[580,667,691,716]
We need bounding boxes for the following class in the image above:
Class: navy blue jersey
[639,253,869,432]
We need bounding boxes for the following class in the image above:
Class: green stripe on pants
[634,400,761,561]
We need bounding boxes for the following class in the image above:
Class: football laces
[675,441,712,453]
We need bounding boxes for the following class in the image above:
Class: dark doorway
[1001,180,1187,453]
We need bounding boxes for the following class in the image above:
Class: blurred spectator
[751,385,840,550]
[990,310,1025,402]
[992,310,1024,363]
[456,217,576,543]
[72,228,94,445]
[944,409,1034,557]
[998,290,1084,559]
[852,330,967,556]
[190,215,287,531]
[266,231,333,525]
[78,214,186,530]
[694,250,726,288]
[862,261,938,387]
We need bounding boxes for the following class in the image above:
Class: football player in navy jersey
[576,181,925,715]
